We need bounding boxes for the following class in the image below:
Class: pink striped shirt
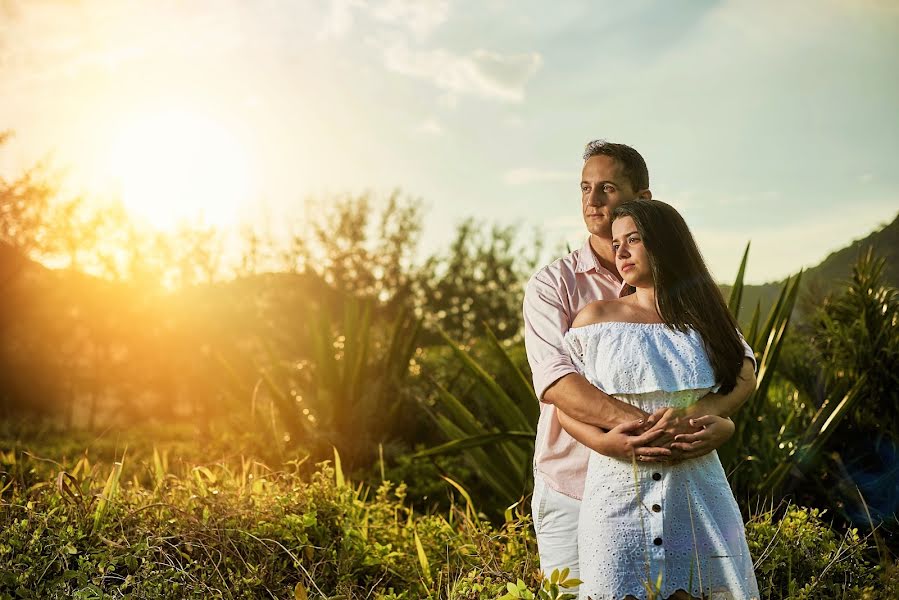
[523,238,627,500]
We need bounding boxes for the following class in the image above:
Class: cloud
[503,167,570,185]
[370,0,450,39]
[416,118,444,135]
[318,0,364,40]
[319,0,450,40]
[377,39,542,102]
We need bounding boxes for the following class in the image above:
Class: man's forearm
[544,373,648,429]
[688,358,757,418]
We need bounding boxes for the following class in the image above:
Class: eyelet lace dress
[564,322,760,600]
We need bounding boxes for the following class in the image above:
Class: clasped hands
[595,406,734,463]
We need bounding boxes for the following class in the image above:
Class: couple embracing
[523,141,761,599]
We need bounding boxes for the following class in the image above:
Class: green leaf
[728,242,750,320]
[413,529,432,584]
[294,582,308,600]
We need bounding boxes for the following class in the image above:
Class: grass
[0,429,896,599]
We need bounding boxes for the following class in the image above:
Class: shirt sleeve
[523,271,577,402]
[738,330,757,371]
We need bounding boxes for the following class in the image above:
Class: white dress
[564,322,760,600]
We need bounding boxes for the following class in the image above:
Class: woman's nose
[617,245,630,258]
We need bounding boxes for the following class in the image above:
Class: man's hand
[669,415,735,462]
[591,419,674,462]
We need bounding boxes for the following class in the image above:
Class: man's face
[580,155,639,238]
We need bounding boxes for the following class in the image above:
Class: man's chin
[584,223,612,237]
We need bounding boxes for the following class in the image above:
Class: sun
[105,110,253,230]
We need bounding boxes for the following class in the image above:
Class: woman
[557,200,760,599]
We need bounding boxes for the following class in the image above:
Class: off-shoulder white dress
[564,322,760,600]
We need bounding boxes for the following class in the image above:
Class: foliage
[296,192,423,312]
[758,251,899,529]
[811,249,899,437]
[217,294,423,471]
[747,505,883,599]
[715,243,804,501]
[417,219,542,343]
[0,441,539,599]
[2,440,897,599]
[416,327,537,510]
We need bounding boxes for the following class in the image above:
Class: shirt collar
[575,238,601,273]
[576,237,630,296]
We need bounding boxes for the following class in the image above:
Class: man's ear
[638,189,652,200]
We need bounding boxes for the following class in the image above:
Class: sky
[1,0,898,283]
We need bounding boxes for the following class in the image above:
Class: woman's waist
[610,388,709,412]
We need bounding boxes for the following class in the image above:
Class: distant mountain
[723,212,899,323]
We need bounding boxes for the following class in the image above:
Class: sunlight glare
[105,110,253,230]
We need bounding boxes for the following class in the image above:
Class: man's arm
[523,273,648,429]
[544,373,647,429]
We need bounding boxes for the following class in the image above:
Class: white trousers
[532,475,581,596]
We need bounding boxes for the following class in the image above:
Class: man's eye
[612,244,620,252]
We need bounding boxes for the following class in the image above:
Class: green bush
[2,440,897,599]
[0,444,538,599]
[746,505,883,599]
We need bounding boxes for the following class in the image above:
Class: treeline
[0,133,539,442]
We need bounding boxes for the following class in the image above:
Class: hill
[724,211,899,323]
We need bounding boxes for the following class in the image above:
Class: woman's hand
[592,419,674,462]
[668,414,735,462]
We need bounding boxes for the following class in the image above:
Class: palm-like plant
[415,327,537,507]
[760,250,899,500]
[220,295,421,470]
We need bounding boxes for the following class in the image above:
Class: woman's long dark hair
[612,200,746,393]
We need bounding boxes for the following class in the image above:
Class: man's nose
[586,189,606,206]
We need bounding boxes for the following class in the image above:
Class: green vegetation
[3,136,899,597]
[1,437,896,599]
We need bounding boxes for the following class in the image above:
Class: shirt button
[652,472,662,481]
[654,537,663,546]
[652,504,661,512]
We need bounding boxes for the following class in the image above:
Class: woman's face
[612,216,653,287]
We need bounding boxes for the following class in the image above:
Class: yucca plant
[718,243,804,498]
[416,327,537,507]
[219,294,421,470]
[761,250,899,501]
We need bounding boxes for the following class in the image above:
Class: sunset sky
[1,0,897,283]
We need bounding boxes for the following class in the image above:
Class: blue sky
[1,0,897,283]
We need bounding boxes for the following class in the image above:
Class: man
[523,140,756,590]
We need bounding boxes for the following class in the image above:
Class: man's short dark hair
[583,140,649,192]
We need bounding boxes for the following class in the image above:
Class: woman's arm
[688,357,758,418]
[641,357,756,447]
[556,408,672,462]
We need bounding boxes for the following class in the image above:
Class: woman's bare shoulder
[571,299,629,328]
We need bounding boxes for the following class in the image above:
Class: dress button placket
[648,469,665,563]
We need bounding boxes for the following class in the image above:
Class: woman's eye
[629,236,640,244]
[603,185,615,193]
